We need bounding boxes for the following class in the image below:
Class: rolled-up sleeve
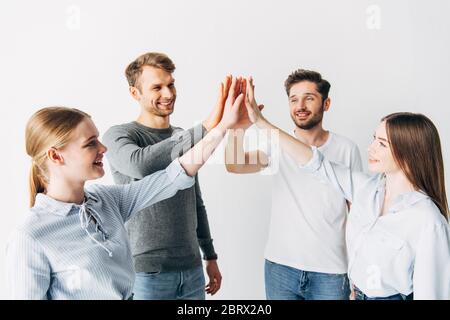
[299,146,369,202]
[5,231,51,300]
[413,222,450,300]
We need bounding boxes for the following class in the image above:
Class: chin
[88,170,105,181]
[368,163,384,173]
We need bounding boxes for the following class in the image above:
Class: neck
[46,178,85,204]
[294,122,329,147]
[384,170,415,200]
[137,110,170,129]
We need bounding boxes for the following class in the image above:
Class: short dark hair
[125,52,176,89]
[284,69,331,101]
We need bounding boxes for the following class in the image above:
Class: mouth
[157,100,174,109]
[93,158,103,168]
[368,158,380,165]
[295,111,311,120]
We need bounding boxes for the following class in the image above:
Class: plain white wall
[0,0,449,299]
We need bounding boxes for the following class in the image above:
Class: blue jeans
[133,266,205,300]
[354,287,413,300]
[265,259,350,300]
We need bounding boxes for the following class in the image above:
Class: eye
[85,140,97,148]
[306,96,314,101]
[168,83,175,88]
[290,99,297,103]
[153,86,161,91]
[373,135,386,147]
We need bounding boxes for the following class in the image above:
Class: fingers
[233,93,245,110]
[241,78,247,105]
[205,277,222,295]
[234,76,242,101]
[246,77,255,102]
[226,77,238,105]
[222,75,232,98]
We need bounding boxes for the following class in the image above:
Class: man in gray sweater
[103,52,227,299]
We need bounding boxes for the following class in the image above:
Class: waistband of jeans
[354,286,413,300]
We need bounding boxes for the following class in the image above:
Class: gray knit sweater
[103,121,217,273]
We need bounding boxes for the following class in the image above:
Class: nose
[161,86,174,99]
[368,140,377,154]
[297,99,307,111]
[291,101,305,112]
[99,141,108,154]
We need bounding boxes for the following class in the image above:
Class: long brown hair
[382,112,448,220]
[25,107,90,207]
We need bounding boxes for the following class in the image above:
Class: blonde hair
[25,107,90,207]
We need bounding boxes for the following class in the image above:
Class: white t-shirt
[264,131,362,274]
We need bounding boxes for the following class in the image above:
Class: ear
[129,86,141,101]
[323,97,331,112]
[47,148,65,166]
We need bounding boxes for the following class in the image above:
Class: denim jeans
[133,265,205,300]
[354,287,413,300]
[265,259,350,300]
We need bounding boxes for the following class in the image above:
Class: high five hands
[204,75,265,132]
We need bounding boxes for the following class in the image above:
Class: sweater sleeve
[194,175,217,260]
[103,123,206,179]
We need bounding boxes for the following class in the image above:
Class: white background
[0,0,449,299]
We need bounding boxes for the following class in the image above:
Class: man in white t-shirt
[225,69,362,300]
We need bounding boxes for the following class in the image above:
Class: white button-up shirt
[302,147,450,299]
[5,159,194,300]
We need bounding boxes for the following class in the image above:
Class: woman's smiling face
[367,121,399,174]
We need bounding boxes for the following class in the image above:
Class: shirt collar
[389,191,429,213]
[375,176,429,213]
[33,191,99,217]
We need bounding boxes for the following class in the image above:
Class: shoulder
[412,198,449,229]
[171,124,184,131]
[329,132,359,151]
[9,210,50,245]
[103,122,139,141]
[85,184,119,204]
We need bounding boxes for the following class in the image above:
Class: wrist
[255,116,269,129]
[204,254,218,261]
[202,120,213,132]
[214,122,228,135]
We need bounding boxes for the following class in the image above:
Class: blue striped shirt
[5,159,194,300]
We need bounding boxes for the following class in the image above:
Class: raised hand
[216,76,245,130]
[178,76,244,177]
[203,75,232,131]
[244,77,265,126]
[231,77,264,130]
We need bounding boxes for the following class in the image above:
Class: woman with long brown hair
[243,77,449,300]
[5,77,245,299]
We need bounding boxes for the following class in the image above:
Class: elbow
[225,163,238,173]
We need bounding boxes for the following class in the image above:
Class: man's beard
[291,104,324,130]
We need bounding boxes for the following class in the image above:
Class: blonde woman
[6,77,244,299]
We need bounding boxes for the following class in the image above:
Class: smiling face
[288,81,330,130]
[51,117,107,184]
[131,66,177,117]
[367,121,400,174]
